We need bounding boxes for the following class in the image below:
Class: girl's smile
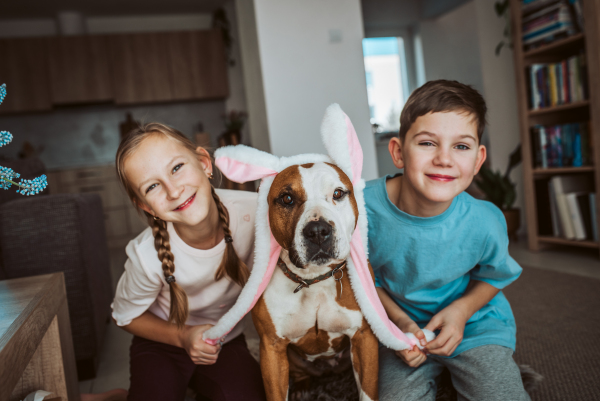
[124,134,215,230]
[174,193,197,211]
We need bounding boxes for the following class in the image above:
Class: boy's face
[389,111,486,208]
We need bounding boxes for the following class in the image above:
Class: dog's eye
[333,189,346,200]
[279,194,294,205]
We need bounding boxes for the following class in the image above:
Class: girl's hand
[394,318,428,368]
[180,324,221,365]
[423,303,468,357]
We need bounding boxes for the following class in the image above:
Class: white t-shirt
[111,189,258,343]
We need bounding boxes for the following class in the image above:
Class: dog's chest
[263,269,363,352]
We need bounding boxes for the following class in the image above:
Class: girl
[111,123,266,401]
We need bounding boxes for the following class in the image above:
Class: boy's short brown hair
[399,79,487,142]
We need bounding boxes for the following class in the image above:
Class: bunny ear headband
[203,104,418,351]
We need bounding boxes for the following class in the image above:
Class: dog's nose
[303,221,332,245]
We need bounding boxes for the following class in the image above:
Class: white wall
[234,0,271,152]
[250,0,379,180]
[419,1,485,95]
[474,0,525,230]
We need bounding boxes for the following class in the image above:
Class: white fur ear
[214,145,279,183]
[320,104,363,183]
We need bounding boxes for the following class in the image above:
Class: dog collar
[277,258,346,294]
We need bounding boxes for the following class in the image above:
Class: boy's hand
[424,303,469,357]
[395,318,428,368]
[180,324,221,365]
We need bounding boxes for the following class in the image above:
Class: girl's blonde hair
[116,123,250,328]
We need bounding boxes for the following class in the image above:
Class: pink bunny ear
[215,145,279,183]
[320,104,363,184]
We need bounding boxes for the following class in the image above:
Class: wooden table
[0,273,80,401]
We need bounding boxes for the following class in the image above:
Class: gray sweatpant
[379,344,531,401]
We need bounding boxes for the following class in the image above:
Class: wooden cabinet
[0,30,229,113]
[167,30,229,100]
[47,35,113,104]
[108,33,174,104]
[47,164,147,248]
[0,38,52,114]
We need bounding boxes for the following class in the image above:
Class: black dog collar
[277,258,346,294]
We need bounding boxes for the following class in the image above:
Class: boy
[365,80,530,400]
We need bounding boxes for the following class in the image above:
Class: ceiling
[0,0,227,19]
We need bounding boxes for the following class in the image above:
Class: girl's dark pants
[128,334,266,401]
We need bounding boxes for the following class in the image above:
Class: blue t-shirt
[365,175,522,357]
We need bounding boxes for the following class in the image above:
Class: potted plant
[219,110,248,147]
[474,144,522,239]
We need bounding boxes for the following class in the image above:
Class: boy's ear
[388,137,405,170]
[473,144,487,175]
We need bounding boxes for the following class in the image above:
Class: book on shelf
[546,175,596,240]
[528,54,587,109]
[531,121,591,168]
[591,194,599,241]
[522,0,579,49]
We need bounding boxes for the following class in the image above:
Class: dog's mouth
[308,250,335,265]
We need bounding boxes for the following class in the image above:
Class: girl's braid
[211,186,250,286]
[151,217,189,328]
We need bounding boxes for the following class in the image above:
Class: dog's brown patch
[331,333,351,352]
[335,263,360,311]
[326,162,358,227]
[290,326,331,358]
[268,165,307,250]
[300,163,314,169]
[252,296,291,401]
[351,318,379,400]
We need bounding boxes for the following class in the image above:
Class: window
[363,37,407,133]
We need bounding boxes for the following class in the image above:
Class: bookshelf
[511,0,600,254]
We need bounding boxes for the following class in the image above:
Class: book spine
[561,59,569,103]
[551,176,576,239]
[581,121,590,165]
[557,63,564,104]
[590,193,598,241]
[540,126,549,168]
[538,67,547,108]
[574,55,582,101]
[549,64,558,106]
[556,125,563,167]
[548,180,563,237]
[530,65,541,109]
[579,53,588,100]
[568,56,577,102]
[566,193,586,240]
[573,123,583,167]
[562,123,572,166]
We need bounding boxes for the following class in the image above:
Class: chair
[0,192,113,380]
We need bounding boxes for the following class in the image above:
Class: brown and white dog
[204,104,426,401]
[252,161,379,400]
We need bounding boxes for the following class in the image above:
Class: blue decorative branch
[0,84,48,195]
